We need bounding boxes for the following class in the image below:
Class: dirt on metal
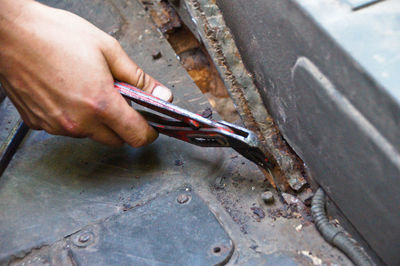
[138,0,239,122]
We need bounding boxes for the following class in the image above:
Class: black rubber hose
[311,188,375,266]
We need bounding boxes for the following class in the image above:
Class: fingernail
[152,85,172,101]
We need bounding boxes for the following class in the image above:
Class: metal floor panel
[9,190,234,265]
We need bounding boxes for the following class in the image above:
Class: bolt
[261,191,275,204]
[78,232,91,243]
[177,194,190,204]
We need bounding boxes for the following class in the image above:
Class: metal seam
[185,0,307,190]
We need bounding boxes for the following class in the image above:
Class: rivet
[177,194,190,204]
[79,232,91,243]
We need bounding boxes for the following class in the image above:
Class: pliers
[115,81,274,174]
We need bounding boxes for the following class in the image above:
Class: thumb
[102,38,173,102]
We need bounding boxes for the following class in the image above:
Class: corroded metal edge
[182,0,307,191]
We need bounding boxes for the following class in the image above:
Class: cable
[311,188,375,266]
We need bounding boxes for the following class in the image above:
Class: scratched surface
[0,0,350,265]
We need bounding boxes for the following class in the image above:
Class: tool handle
[115,81,226,130]
[115,81,271,169]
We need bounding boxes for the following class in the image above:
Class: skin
[0,0,173,147]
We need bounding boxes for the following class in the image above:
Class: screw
[177,194,190,204]
[261,191,275,204]
[78,232,91,243]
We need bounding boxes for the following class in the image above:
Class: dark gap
[139,0,239,122]
[213,246,221,253]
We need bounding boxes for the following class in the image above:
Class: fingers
[99,37,174,147]
[88,124,124,147]
[98,91,159,147]
[2,74,157,148]
[101,37,173,102]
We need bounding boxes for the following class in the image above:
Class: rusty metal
[177,0,307,191]
[138,0,239,122]
[139,0,181,33]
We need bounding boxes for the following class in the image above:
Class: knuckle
[88,98,110,118]
[134,67,146,88]
[59,118,84,137]
[106,36,121,50]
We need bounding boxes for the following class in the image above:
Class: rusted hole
[139,0,239,122]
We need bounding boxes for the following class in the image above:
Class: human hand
[0,0,172,147]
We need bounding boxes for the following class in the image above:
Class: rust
[184,0,309,192]
[188,0,290,191]
[189,4,264,137]
[166,24,200,54]
[140,0,238,122]
[139,0,181,34]
[141,0,307,192]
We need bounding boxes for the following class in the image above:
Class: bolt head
[73,231,94,247]
[261,191,275,204]
[79,232,91,243]
[177,194,190,204]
